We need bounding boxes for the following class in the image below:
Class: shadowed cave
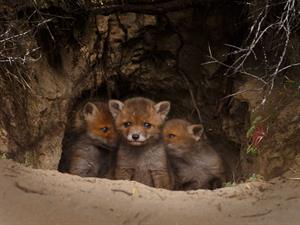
[1,1,300,225]
[1,0,299,190]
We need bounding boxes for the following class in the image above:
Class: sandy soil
[0,159,299,225]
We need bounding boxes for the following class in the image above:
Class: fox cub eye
[168,133,176,139]
[100,127,109,133]
[144,122,152,129]
[123,122,132,128]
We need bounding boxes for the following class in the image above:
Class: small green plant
[246,144,258,156]
[246,116,262,139]
[283,76,300,97]
[246,116,262,156]
[224,181,237,187]
[247,173,264,182]
[0,153,8,159]
[24,151,36,167]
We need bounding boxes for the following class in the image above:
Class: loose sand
[0,159,299,225]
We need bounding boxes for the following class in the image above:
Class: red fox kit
[59,101,118,178]
[163,119,225,190]
[109,97,172,189]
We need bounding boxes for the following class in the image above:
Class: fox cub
[109,97,173,189]
[163,119,225,190]
[59,101,118,178]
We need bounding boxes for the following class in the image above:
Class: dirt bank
[0,159,299,225]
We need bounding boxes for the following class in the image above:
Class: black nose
[132,134,140,140]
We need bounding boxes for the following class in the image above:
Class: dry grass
[204,0,300,104]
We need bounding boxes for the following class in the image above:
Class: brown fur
[109,97,173,189]
[163,119,225,190]
[59,101,118,178]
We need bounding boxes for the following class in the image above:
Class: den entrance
[0,1,300,224]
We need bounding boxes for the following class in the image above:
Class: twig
[179,69,203,123]
[203,0,299,107]
[15,181,45,195]
[286,196,300,201]
[221,88,263,99]
[277,62,300,74]
[146,188,166,201]
[164,15,203,123]
[242,209,272,218]
[204,48,268,85]
[111,188,133,196]
[87,0,220,15]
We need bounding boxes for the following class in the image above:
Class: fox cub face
[80,102,118,149]
[163,119,205,157]
[109,97,170,146]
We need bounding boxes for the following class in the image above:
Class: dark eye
[168,133,176,139]
[144,122,152,129]
[124,122,132,128]
[100,127,109,133]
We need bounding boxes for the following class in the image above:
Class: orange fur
[163,119,225,190]
[59,101,119,178]
[77,101,118,148]
[112,97,168,146]
[163,119,195,152]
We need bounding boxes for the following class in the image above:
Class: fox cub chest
[109,97,172,189]
[118,143,167,169]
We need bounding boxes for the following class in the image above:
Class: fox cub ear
[155,101,171,120]
[108,100,124,119]
[82,102,99,122]
[187,124,204,141]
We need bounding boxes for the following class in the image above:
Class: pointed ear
[108,100,124,119]
[187,124,204,141]
[155,101,171,120]
[82,102,99,122]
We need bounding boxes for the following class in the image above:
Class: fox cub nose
[132,134,140,140]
